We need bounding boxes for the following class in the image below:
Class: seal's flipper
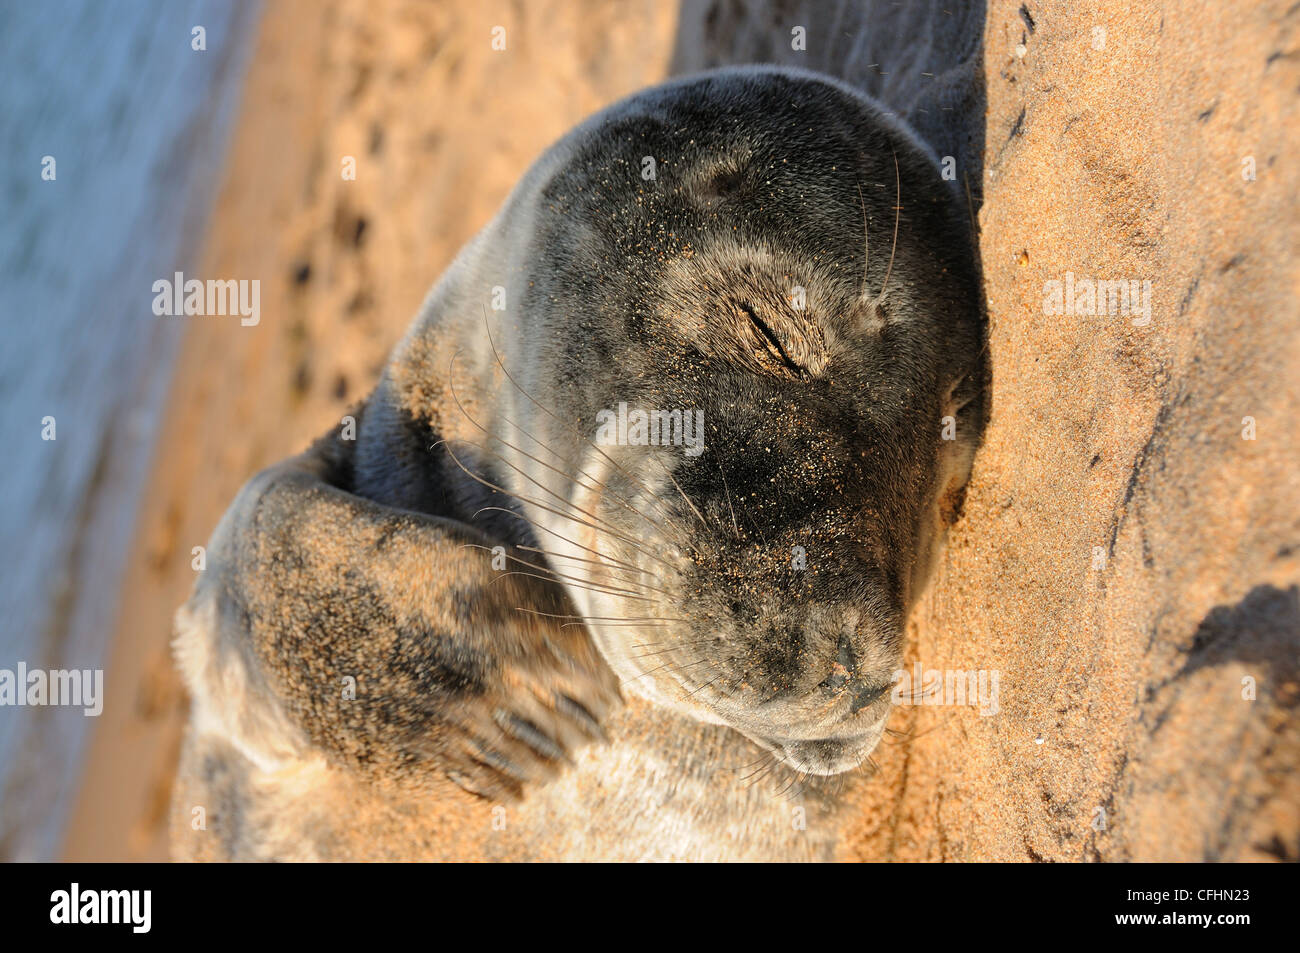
[173,424,621,804]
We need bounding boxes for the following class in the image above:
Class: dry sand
[844,0,1300,861]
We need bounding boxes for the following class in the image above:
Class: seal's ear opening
[911,349,987,604]
[946,361,983,418]
[693,158,753,204]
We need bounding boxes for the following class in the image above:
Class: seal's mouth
[745,725,887,776]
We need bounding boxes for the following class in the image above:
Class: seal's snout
[817,632,892,716]
[500,66,985,790]
[816,631,859,696]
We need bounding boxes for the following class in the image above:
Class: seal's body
[172,67,985,861]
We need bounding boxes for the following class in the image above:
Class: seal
[171,65,985,861]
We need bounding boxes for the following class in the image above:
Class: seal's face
[495,69,983,776]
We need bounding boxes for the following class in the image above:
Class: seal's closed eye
[738,301,808,379]
[729,297,829,380]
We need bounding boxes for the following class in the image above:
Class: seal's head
[446,67,985,776]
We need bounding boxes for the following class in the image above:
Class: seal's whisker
[459,543,671,599]
[827,771,853,800]
[742,757,776,790]
[758,749,793,795]
[475,506,648,578]
[451,375,676,548]
[460,539,657,598]
[736,748,777,772]
[561,621,671,629]
[481,310,697,536]
[666,469,709,529]
[684,661,738,699]
[878,148,900,302]
[464,505,661,596]
[718,460,742,540]
[963,169,978,256]
[736,751,772,773]
[563,556,660,599]
[944,336,991,401]
[441,439,674,571]
[774,769,806,800]
[445,351,674,561]
[462,418,669,548]
[516,532,644,576]
[495,408,683,544]
[737,752,777,785]
[752,758,784,790]
[488,569,656,603]
[774,765,805,799]
[894,686,936,704]
[886,718,944,744]
[728,481,770,548]
[856,179,871,299]
[624,652,712,685]
[487,556,658,602]
[495,404,691,539]
[514,608,684,624]
[519,544,660,583]
[628,641,689,655]
[743,507,769,548]
[444,353,670,553]
[630,637,719,661]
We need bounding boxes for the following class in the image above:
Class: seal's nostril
[813,636,892,712]
[848,679,891,715]
[835,631,857,673]
[819,666,850,693]
[818,632,859,694]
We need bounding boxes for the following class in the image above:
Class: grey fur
[172,66,985,860]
